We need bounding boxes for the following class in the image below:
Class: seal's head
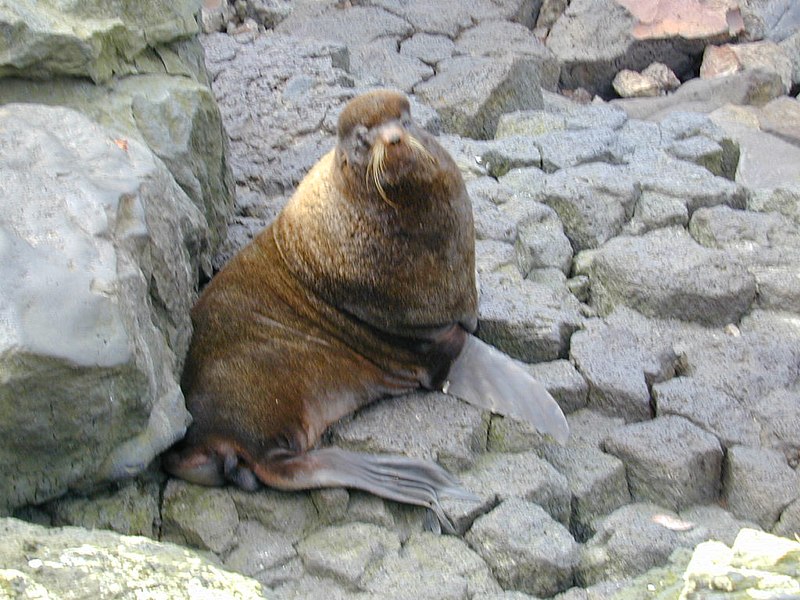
[335,89,439,208]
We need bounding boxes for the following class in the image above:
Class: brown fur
[164,90,478,494]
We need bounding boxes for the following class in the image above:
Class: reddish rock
[616,0,744,40]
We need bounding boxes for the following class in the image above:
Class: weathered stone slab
[467,499,579,597]
[161,481,239,554]
[603,415,723,511]
[575,227,756,326]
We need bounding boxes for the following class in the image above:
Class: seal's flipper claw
[446,334,569,444]
[252,448,476,534]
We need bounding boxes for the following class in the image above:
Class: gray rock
[224,521,299,588]
[310,488,350,526]
[467,498,579,597]
[276,4,411,46]
[547,0,706,97]
[653,378,762,450]
[0,74,234,254]
[363,532,502,598]
[749,387,800,467]
[622,191,689,236]
[477,272,583,362]
[665,136,730,178]
[457,451,571,526]
[534,127,621,173]
[723,445,800,530]
[496,110,567,138]
[612,70,786,121]
[537,163,637,251]
[475,135,543,177]
[400,33,455,65]
[42,478,161,538]
[350,37,433,92]
[748,184,800,224]
[0,518,266,598]
[330,392,487,473]
[565,409,627,451]
[576,503,711,585]
[782,30,800,87]
[514,202,573,276]
[679,504,760,547]
[296,522,401,588]
[740,0,800,42]
[229,487,319,541]
[575,227,756,326]
[555,581,630,600]
[1,104,206,511]
[469,177,520,242]
[538,444,631,541]
[454,20,560,90]
[528,360,589,414]
[570,309,683,421]
[603,415,723,511]
[161,480,240,554]
[476,239,520,277]
[563,104,629,131]
[773,498,800,538]
[0,0,200,83]
[414,55,545,139]
[201,32,353,198]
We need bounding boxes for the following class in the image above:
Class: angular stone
[534,127,621,172]
[748,185,800,224]
[350,37,433,92]
[296,522,401,587]
[612,70,786,121]
[0,0,200,83]
[514,203,573,276]
[642,62,681,90]
[723,446,800,530]
[665,136,729,178]
[538,163,637,251]
[414,55,545,139]
[749,387,800,467]
[477,272,583,363]
[276,4,411,45]
[604,416,723,511]
[0,518,266,598]
[613,69,662,98]
[679,504,760,547]
[528,360,589,414]
[0,104,206,511]
[701,41,793,94]
[653,378,762,450]
[228,487,318,541]
[476,239,520,277]
[566,409,627,451]
[42,478,161,538]
[618,0,744,40]
[570,309,683,421]
[576,227,756,326]
[330,392,487,473]
[539,444,631,541]
[161,481,239,554]
[622,191,689,236]
[455,20,560,90]
[458,451,572,526]
[467,498,579,597]
[476,136,543,177]
[576,503,711,585]
[224,521,298,587]
[547,0,708,97]
[400,33,455,65]
[773,498,800,539]
[363,532,502,598]
[496,110,567,138]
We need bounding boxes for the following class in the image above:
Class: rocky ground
[6,0,800,599]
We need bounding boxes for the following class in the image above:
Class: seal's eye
[354,125,369,149]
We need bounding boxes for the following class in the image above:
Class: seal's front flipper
[252,447,478,534]
[445,334,569,444]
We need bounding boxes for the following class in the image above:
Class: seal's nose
[380,123,403,145]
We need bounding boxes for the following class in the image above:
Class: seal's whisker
[368,142,397,209]
[407,135,437,166]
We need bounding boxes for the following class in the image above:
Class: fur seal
[163,90,568,530]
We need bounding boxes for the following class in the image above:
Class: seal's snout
[379,123,403,146]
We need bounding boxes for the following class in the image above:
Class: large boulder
[0,518,267,598]
[0,104,207,512]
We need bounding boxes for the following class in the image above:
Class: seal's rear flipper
[253,447,477,534]
[445,334,569,444]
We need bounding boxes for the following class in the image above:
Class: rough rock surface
[6,1,800,598]
[0,104,205,512]
[0,517,266,598]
